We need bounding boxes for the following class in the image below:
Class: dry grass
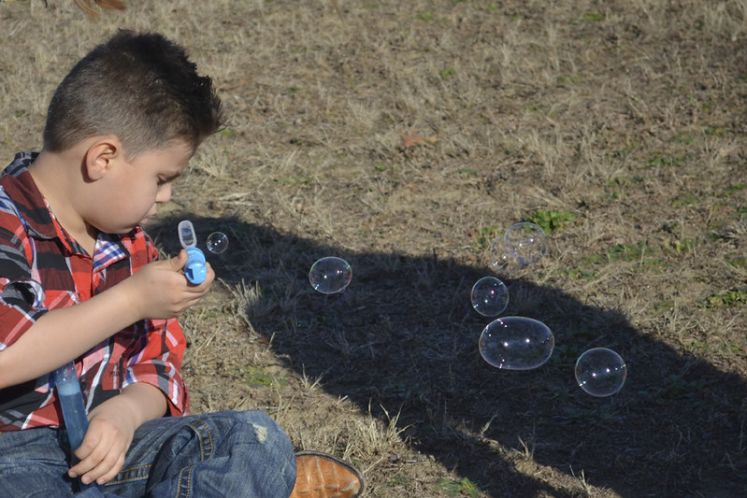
[1,0,746,496]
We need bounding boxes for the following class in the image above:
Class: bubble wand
[178,220,206,285]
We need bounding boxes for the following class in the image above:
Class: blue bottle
[53,362,98,491]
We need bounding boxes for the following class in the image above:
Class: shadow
[148,215,747,498]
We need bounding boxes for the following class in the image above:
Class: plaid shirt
[0,152,188,431]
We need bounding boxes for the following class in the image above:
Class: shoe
[290,450,365,498]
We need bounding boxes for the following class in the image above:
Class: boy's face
[86,140,193,234]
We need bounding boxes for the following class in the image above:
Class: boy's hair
[43,30,223,156]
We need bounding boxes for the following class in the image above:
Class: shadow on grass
[149,215,746,498]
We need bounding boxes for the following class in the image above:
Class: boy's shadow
[149,215,746,497]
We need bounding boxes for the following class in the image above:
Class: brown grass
[1,0,746,496]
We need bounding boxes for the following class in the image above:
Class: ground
[1,0,745,496]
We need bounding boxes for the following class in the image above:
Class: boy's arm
[0,283,141,390]
[0,250,206,391]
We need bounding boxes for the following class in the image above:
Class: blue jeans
[0,410,296,497]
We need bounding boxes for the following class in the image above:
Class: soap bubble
[309,257,352,294]
[479,317,554,370]
[470,276,509,317]
[575,348,627,397]
[206,232,229,254]
[491,222,547,271]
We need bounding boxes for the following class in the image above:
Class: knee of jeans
[232,410,291,448]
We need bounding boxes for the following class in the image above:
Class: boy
[0,31,363,497]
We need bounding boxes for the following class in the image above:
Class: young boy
[0,31,363,497]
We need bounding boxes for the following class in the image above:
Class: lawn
[1,0,745,496]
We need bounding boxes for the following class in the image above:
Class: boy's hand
[123,249,214,320]
[68,400,137,485]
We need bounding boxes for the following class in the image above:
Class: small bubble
[575,348,627,397]
[206,232,229,254]
[309,257,352,294]
[470,276,509,317]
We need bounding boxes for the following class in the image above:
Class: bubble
[309,257,352,294]
[470,276,509,317]
[206,232,229,254]
[479,317,554,370]
[491,222,547,271]
[575,348,627,397]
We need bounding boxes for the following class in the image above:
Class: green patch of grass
[728,257,747,269]
[475,225,502,251]
[437,478,481,498]
[387,474,412,487]
[671,193,700,208]
[605,176,643,200]
[525,209,577,234]
[672,131,695,145]
[607,242,647,262]
[668,238,696,255]
[724,183,746,196]
[439,67,457,80]
[704,126,728,137]
[580,11,605,22]
[416,10,434,22]
[647,153,685,169]
[737,206,747,219]
[274,175,311,187]
[559,267,596,281]
[458,167,478,176]
[705,289,747,308]
[218,127,237,138]
[241,366,288,388]
[556,74,583,87]
[653,299,675,314]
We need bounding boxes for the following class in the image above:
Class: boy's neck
[28,150,98,254]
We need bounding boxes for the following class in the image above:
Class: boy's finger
[70,446,105,478]
[71,429,101,463]
[95,453,126,485]
[169,250,188,271]
[82,448,123,485]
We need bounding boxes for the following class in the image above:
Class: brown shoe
[289,450,365,498]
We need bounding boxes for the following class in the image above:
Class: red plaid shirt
[0,152,189,431]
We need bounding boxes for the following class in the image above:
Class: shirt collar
[2,152,141,269]
[2,152,57,240]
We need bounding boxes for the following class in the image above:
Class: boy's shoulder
[0,152,54,239]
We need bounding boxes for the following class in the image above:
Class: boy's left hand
[68,400,137,485]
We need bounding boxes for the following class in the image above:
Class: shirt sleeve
[120,238,189,416]
[122,317,189,416]
[0,213,47,351]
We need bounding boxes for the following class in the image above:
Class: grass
[1,0,746,496]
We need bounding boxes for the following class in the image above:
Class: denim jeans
[0,410,296,497]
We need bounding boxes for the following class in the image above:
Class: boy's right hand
[122,250,214,320]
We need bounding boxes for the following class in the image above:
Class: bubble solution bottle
[53,361,97,491]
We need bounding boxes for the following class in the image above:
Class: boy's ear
[82,136,122,182]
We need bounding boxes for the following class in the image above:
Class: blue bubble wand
[178,220,206,285]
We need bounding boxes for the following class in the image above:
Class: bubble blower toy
[53,362,99,492]
[178,220,206,285]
